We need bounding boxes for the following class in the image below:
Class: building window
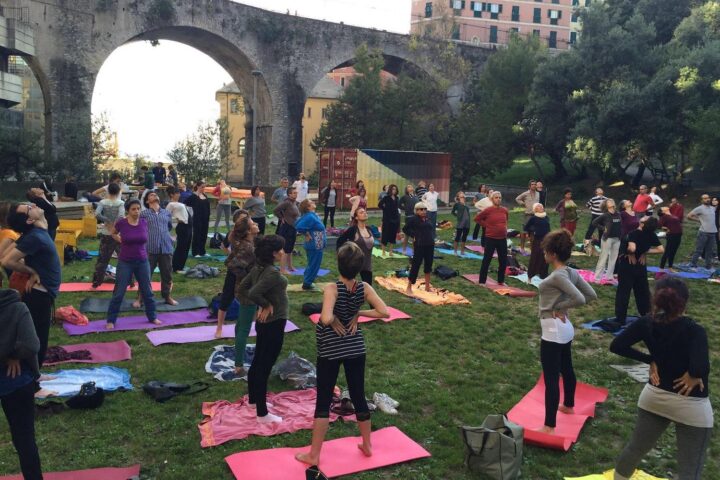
[511,5,519,21]
[230,98,241,115]
[533,29,540,37]
[549,31,557,48]
[471,1,482,17]
[321,108,327,119]
[549,9,561,25]
[238,138,246,157]
[533,8,542,23]
[451,24,460,40]
[340,77,345,87]
[490,25,498,43]
[572,0,579,5]
[307,107,312,118]
[552,0,559,3]
[425,2,433,17]
[572,11,578,22]
[451,0,465,13]
[511,27,520,34]
[570,31,577,45]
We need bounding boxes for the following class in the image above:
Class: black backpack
[301,303,323,315]
[209,232,225,249]
[434,265,458,280]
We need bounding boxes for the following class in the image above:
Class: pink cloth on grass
[576,269,615,286]
[308,306,411,325]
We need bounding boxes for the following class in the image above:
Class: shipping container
[318,148,452,209]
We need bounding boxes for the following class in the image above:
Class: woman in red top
[476,191,509,285]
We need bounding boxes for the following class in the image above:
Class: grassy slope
[0,210,717,480]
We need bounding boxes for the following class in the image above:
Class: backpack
[55,305,89,326]
[142,380,210,403]
[301,303,323,315]
[461,415,524,480]
[207,294,240,320]
[209,232,225,249]
[434,265,458,280]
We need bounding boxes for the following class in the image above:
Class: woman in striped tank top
[295,242,389,467]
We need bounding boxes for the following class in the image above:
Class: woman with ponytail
[610,277,712,480]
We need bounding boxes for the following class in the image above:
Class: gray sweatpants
[690,231,717,269]
[614,408,711,480]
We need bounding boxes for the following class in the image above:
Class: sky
[91,0,412,161]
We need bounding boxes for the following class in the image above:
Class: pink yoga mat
[44,340,132,366]
[0,465,140,480]
[199,389,343,447]
[63,310,213,336]
[507,375,608,451]
[59,282,161,292]
[225,426,431,479]
[146,321,300,346]
[462,274,537,298]
[308,307,411,325]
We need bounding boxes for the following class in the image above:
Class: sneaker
[302,283,318,291]
[373,393,399,415]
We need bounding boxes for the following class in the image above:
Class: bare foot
[214,328,224,339]
[389,252,394,257]
[558,405,575,415]
[425,284,432,292]
[358,443,373,457]
[295,452,319,465]
[132,299,142,309]
[536,426,555,434]
[257,413,282,424]
[280,270,289,275]
[34,388,58,398]
[234,366,247,376]
[150,319,162,325]
[105,323,115,330]
[164,297,179,306]
[405,287,414,296]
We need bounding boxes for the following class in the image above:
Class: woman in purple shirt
[620,200,640,238]
[105,199,159,329]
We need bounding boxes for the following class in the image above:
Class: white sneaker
[257,413,283,424]
[372,393,399,414]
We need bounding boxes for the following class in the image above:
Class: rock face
[18,0,491,183]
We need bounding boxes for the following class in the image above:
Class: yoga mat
[375,276,470,306]
[225,426,431,479]
[372,247,407,259]
[199,389,343,447]
[63,309,214,335]
[146,321,300,346]
[44,340,132,366]
[0,465,141,480]
[565,469,666,480]
[576,269,617,286]
[462,274,537,298]
[393,247,443,259]
[37,366,132,398]
[86,250,99,257]
[507,376,608,451]
[59,282,162,292]
[79,295,208,313]
[285,267,330,277]
[466,245,495,257]
[580,316,639,336]
[436,248,483,260]
[610,364,649,383]
[287,282,333,292]
[647,266,712,280]
[509,273,543,288]
[308,306,411,325]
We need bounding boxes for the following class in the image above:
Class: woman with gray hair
[592,198,622,283]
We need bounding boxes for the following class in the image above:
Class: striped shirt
[586,195,607,216]
[140,208,174,254]
[316,281,366,361]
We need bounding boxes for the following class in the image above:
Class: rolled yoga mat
[0,465,141,480]
[146,321,301,346]
[44,340,132,366]
[78,295,208,313]
[64,310,214,336]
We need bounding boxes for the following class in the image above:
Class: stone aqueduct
[13,0,491,184]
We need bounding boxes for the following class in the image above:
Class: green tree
[0,125,43,181]
[168,122,222,184]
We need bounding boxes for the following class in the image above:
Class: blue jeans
[107,259,156,324]
[690,232,718,269]
[303,248,324,288]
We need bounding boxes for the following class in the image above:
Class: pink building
[411,0,590,50]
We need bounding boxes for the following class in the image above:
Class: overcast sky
[91,0,411,161]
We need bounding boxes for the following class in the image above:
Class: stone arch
[19,55,53,159]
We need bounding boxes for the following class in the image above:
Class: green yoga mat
[79,295,208,313]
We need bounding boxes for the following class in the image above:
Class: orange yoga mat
[462,274,537,298]
[225,426,430,479]
[375,276,470,306]
[507,376,608,451]
[0,465,140,480]
[308,306,411,325]
[59,282,161,292]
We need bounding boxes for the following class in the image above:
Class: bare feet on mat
[165,297,179,306]
[295,452,319,465]
[425,284,432,292]
[358,443,373,457]
[132,299,142,309]
[536,425,555,434]
[558,405,575,415]
[257,413,282,424]
[214,327,224,339]
[150,319,162,325]
[404,286,413,296]
[105,323,115,330]
[280,269,288,275]
[288,267,296,272]
[233,366,246,375]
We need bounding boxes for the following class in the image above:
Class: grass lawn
[1,210,717,479]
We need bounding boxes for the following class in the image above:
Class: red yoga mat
[507,376,608,451]
[43,340,132,366]
[0,465,140,480]
[59,282,161,292]
[308,307,411,325]
[225,426,431,479]
[462,274,537,298]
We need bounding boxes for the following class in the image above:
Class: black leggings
[24,289,53,367]
[660,233,682,269]
[472,223,481,240]
[323,206,336,227]
[315,355,370,421]
[247,319,286,417]
[455,228,469,243]
[409,245,434,284]
[479,237,508,284]
[219,270,237,311]
[360,270,373,286]
[1,382,42,480]
[615,260,651,325]
[540,340,576,428]
[252,217,266,235]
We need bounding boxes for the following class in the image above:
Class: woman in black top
[319,181,338,228]
[184,181,211,257]
[610,277,712,480]
[403,202,435,295]
[524,203,551,279]
[337,208,374,285]
[399,185,419,255]
[613,216,664,328]
[378,184,400,257]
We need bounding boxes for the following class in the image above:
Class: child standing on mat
[295,242,389,466]
[403,202,436,295]
[238,235,288,423]
[537,229,597,435]
[92,182,126,288]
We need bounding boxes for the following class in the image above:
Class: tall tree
[168,122,222,184]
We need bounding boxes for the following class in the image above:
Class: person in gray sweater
[238,235,289,424]
[537,229,598,435]
[0,288,43,479]
[244,186,267,234]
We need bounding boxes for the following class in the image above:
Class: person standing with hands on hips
[476,191,509,285]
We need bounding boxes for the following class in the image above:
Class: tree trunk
[549,153,567,179]
[529,148,545,180]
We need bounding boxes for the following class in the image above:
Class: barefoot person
[105,199,159,329]
[92,182,126,288]
[136,192,177,307]
[295,242,389,467]
[403,202,435,294]
[295,199,327,291]
[337,208,374,285]
[537,229,597,435]
[610,277,712,480]
[214,209,250,339]
[476,191,508,285]
[273,186,300,274]
[238,235,289,423]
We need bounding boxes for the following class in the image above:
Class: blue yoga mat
[436,248,483,260]
[38,366,133,398]
[580,316,639,336]
[647,266,712,280]
[393,247,443,259]
[287,268,330,277]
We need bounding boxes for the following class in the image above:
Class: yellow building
[215,76,342,183]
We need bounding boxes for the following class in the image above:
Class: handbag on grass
[461,414,523,480]
[305,465,328,480]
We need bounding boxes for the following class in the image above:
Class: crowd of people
[0,171,716,479]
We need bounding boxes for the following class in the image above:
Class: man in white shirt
[293,173,309,203]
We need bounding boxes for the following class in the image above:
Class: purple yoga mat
[63,310,214,336]
[145,321,300,346]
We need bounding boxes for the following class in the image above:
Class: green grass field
[1,210,717,479]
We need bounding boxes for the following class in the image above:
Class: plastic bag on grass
[272,351,316,389]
